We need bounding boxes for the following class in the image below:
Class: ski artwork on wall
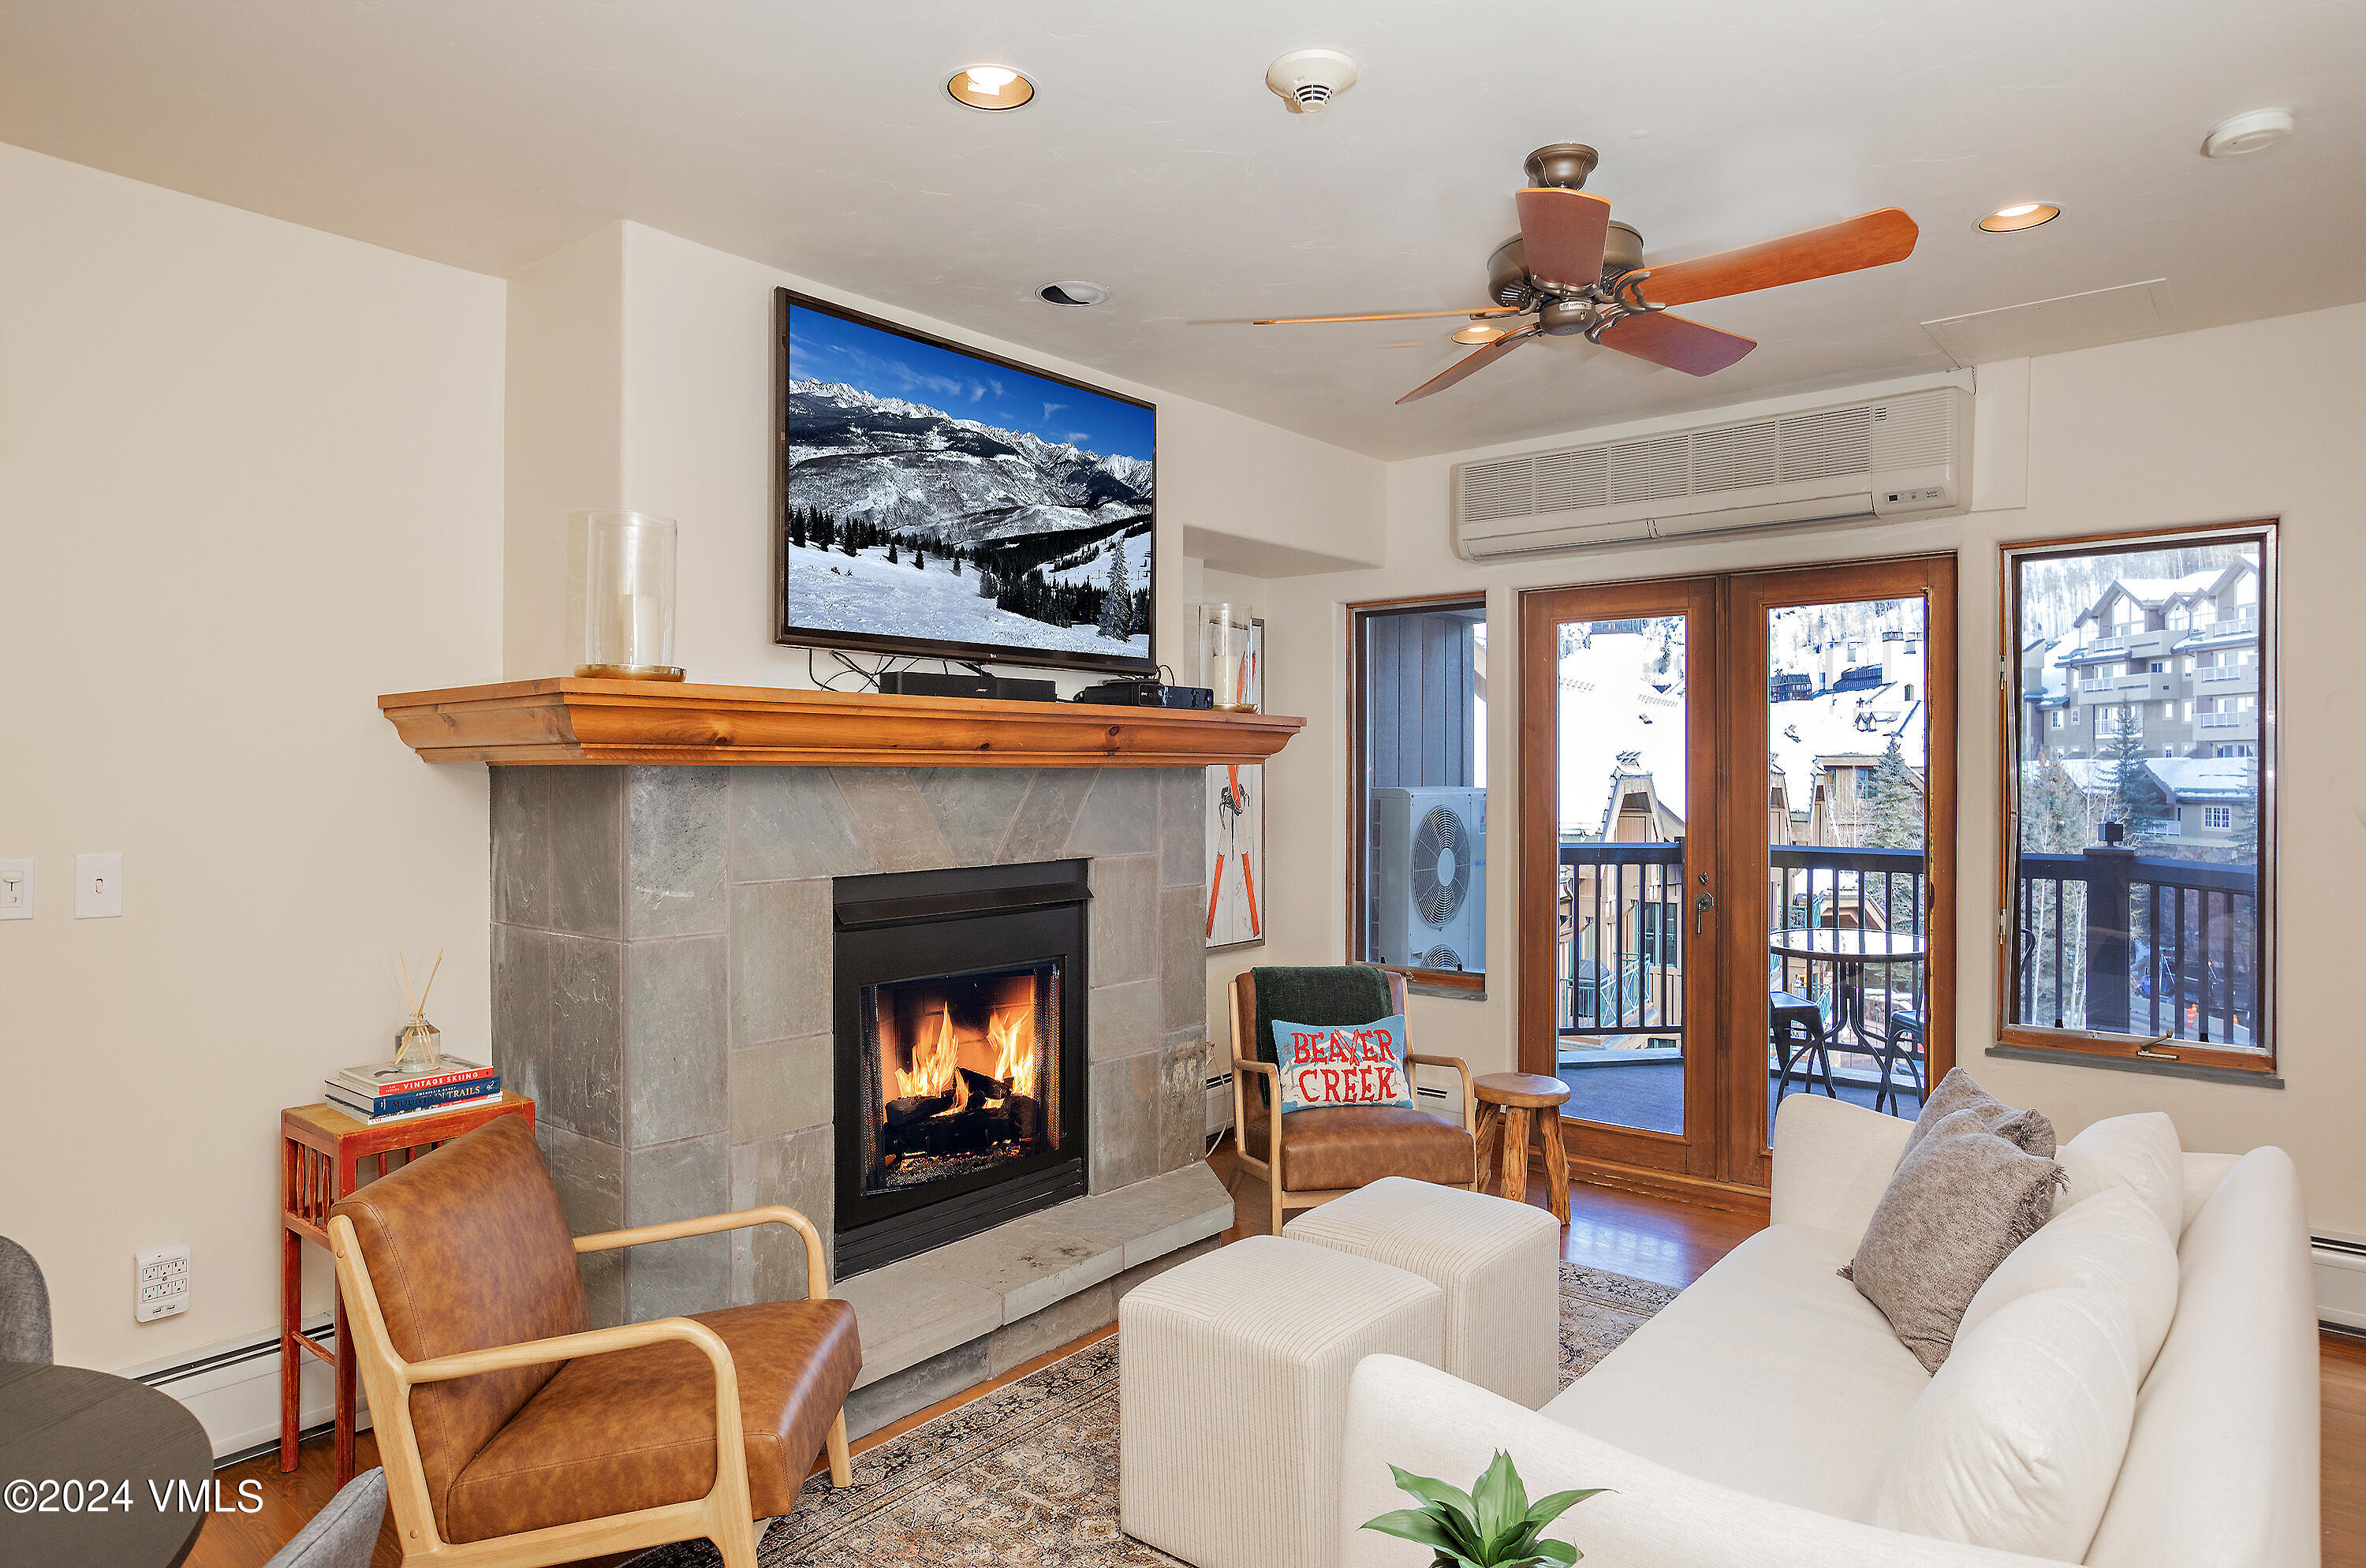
[1207,762,1264,950]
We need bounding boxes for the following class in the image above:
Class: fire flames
[894,1002,1036,1111]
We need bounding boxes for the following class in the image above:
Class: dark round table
[0,1360,213,1568]
[1767,927,1927,1050]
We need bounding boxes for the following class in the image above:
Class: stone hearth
[488,763,1213,1330]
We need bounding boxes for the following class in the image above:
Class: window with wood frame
[2000,523,2275,1077]
[1349,596,1489,991]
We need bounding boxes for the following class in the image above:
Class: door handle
[1694,890,1715,935]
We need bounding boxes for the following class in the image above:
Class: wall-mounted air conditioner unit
[1372,787,1486,973]
[1453,386,1972,559]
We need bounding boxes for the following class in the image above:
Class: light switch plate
[76,852,124,918]
[0,858,29,920]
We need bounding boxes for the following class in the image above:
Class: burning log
[885,1092,954,1126]
[959,1066,1012,1103]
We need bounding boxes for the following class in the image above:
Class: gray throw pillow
[1905,1066,2056,1159]
[1844,1107,2066,1372]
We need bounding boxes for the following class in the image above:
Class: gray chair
[266,1468,386,1568]
[0,1236,50,1364]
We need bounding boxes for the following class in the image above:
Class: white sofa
[1338,1094,2319,1568]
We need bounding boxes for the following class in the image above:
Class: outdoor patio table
[1765,927,1926,1054]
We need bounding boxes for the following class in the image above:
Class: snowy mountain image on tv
[777,297,1155,668]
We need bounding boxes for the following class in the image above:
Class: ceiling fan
[1254,143,1919,405]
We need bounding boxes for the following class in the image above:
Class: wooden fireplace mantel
[378,678,1304,768]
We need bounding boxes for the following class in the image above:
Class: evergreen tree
[951,552,962,577]
[1097,544,1133,640]
[885,542,899,565]
[1863,736,1924,849]
[812,513,834,551]
[2023,757,2091,853]
[2228,751,2260,854]
[789,512,808,549]
[2099,707,2170,842]
[913,549,926,570]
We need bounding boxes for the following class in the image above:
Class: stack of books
[325,1057,501,1124]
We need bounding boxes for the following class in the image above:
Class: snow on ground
[1045,528,1151,592]
[786,543,1148,660]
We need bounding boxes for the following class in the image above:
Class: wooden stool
[1472,1072,1573,1225]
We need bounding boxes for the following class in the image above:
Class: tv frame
[772,288,1159,675]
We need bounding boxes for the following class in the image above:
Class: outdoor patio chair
[1769,991,1836,1103]
[1875,1006,1928,1115]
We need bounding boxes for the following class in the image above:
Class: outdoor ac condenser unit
[1372,787,1487,973]
[1452,385,1972,559]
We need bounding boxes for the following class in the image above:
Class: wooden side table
[1472,1072,1573,1225]
[279,1090,535,1481]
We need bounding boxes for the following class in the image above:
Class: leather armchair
[326,1117,860,1567]
[1228,969,1477,1236]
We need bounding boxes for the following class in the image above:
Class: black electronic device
[1073,680,1215,710]
[992,676,1058,703]
[878,670,995,700]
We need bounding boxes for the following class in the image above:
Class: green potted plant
[1361,1450,1603,1566]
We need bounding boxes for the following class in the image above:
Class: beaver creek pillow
[1269,1014,1414,1114]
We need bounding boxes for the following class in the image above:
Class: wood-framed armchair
[1228,967,1478,1237]
[325,1116,861,1568]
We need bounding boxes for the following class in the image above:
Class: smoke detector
[1038,281,1108,308]
[2201,108,2295,159]
[1265,49,1358,114]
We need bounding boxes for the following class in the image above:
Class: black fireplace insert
[832,860,1090,1275]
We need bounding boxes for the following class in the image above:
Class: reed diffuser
[390,949,445,1073]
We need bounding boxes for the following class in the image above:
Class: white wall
[1226,304,2366,1238]
[503,221,1386,689]
[0,143,506,1378]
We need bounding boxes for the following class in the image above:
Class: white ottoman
[1120,1234,1443,1568]
[1285,1175,1561,1409]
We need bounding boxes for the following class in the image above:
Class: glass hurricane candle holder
[576,511,684,680]
[1197,603,1262,711]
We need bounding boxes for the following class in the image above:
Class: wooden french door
[1518,555,1956,1196]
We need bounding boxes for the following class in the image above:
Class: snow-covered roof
[2057,756,2253,803]
[1767,685,1924,798]
[2070,561,2255,629]
[1555,628,1689,831]
[2173,624,2258,653]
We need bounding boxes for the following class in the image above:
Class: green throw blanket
[1247,964,1395,1107]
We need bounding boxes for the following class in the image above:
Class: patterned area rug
[632,1262,1677,1567]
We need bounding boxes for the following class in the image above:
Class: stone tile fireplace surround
[488,761,1221,1428]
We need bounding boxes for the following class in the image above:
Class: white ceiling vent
[1452,386,1972,559]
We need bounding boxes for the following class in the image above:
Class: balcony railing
[2198,711,2253,730]
[1556,842,1929,1039]
[1557,838,2260,1057]
[2014,847,2260,1047]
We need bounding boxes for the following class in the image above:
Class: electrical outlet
[136,1244,190,1323]
[0,858,30,920]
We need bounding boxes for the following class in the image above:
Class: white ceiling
[4,1,2360,459]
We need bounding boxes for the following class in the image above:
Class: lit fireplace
[833,861,1090,1275]
[864,963,1059,1192]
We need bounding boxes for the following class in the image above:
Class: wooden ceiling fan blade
[1516,188,1614,291]
[1395,327,1537,405]
[1595,312,1757,376]
[1253,305,1522,325]
[1634,208,1918,307]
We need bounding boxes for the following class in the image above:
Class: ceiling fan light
[1451,323,1507,345]
[947,64,1035,110]
[1977,202,2060,233]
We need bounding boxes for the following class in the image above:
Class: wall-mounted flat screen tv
[774,289,1156,674]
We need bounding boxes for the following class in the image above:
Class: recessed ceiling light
[948,65,1034,111]
[1978,202,2061,233]
[1038,281,1106,308]
[1451,323,1508,345]
[2202,108,2295,159]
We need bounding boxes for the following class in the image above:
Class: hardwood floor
[186,1155,2366,1566]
